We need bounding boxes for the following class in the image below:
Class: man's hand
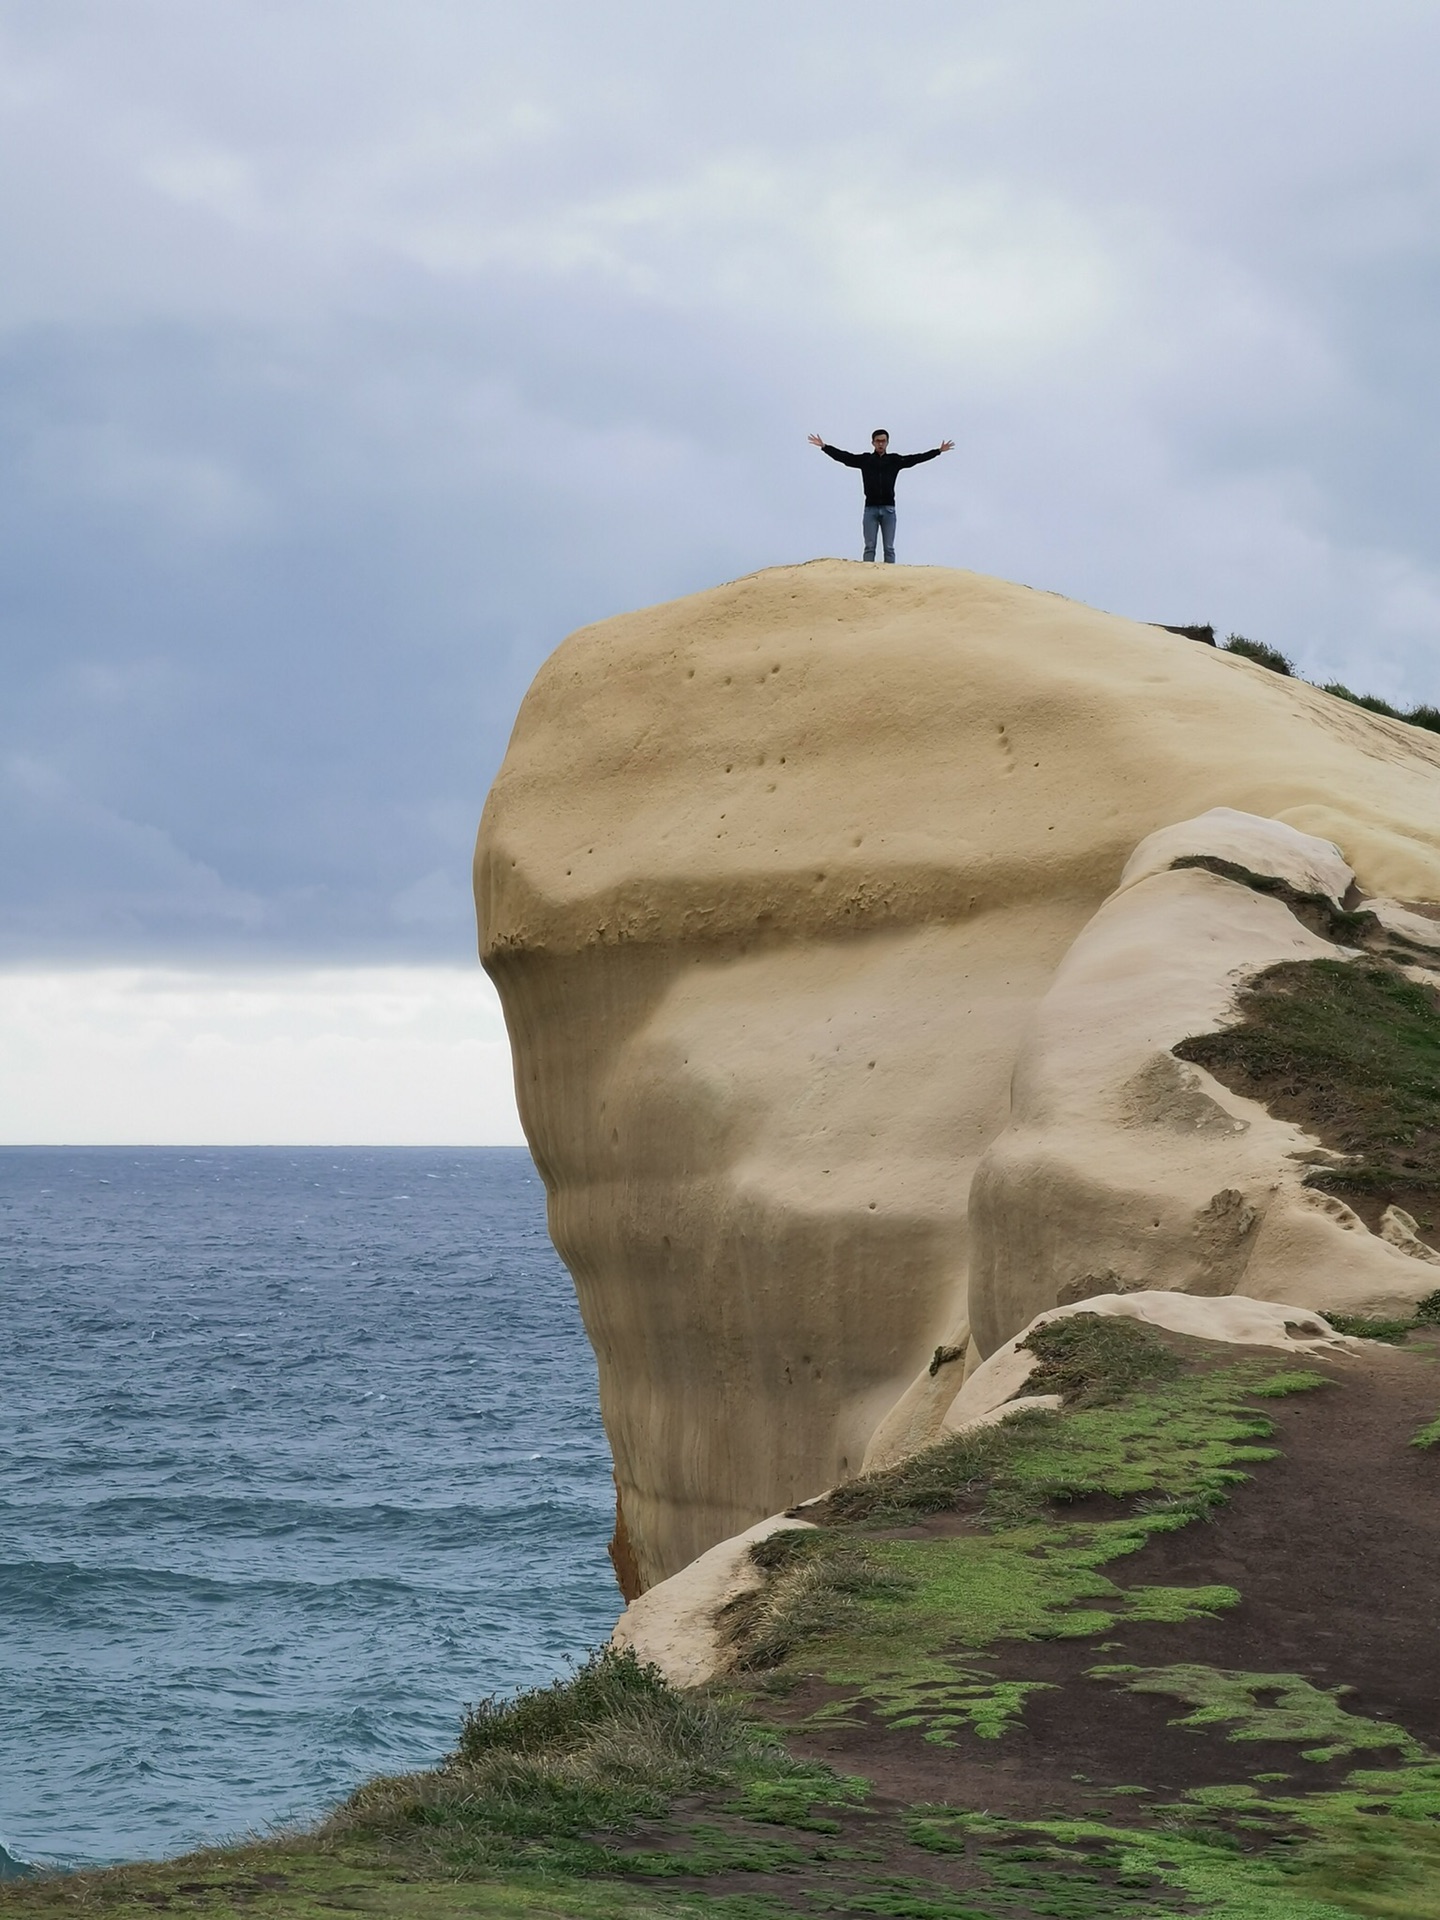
[808,433,825,448]
[940,440,955,452]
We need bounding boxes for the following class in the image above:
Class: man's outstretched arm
[895,440,956,468]
[808,433,862,466]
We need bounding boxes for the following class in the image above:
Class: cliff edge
[475,559,1440,1593]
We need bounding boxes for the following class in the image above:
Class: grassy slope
[10,1319,1440,1920]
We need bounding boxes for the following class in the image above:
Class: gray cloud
[4,0,1440,960]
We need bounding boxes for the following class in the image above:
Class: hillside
[9,1310,1440,1918]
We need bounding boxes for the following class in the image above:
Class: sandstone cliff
[475,560,1440,1593]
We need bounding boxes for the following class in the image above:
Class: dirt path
[765,1337,1440,1821]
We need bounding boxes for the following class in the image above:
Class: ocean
[0,1146,619,1873]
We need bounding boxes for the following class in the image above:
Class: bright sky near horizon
[4,1,1440,1141]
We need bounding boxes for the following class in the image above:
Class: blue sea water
[0,1147,619,1872]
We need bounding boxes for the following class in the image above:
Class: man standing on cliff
[809,428,954,563]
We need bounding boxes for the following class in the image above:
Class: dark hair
[872,428,889,439]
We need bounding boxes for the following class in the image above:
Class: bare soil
[762,1338,1440,1820]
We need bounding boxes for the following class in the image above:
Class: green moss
[1092,1665,1424,1764]
[1410,1414,1440,1449]
[909,1799,1440,1919]
[1168,856,1383,947]
[1249,1371,1335,1398]
[819,1410,1058,1525]
[722,1762,868,1830]
[727,1360,1284,1744]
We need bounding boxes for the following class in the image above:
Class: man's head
[871,430,889,451]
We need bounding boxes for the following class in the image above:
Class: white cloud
[0,965,522,1144]
[4,0,1440,970]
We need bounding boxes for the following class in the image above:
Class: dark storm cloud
[4,0,1440,960]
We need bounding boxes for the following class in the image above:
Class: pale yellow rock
[609,1512,814,1688]
[1379,1206,1440,1266]
[477,561,1440,1589]
[1372,899,1440,950]
[1115,806,1353,905]
[860,1323,972,1474]
[965,816,1437,1356]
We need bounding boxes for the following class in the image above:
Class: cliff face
[476,560,1440,1592]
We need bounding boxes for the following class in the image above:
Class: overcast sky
[5,1,1440,1136]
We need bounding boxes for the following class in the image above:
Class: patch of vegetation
[1223,632,1295,675]
[1174,957,1440,1218]
[1325,681,1440,735]
[1092,1664,1425,1764]
[1160,614,1440,736]
[1248,1370,1335,1398]
[1321,1311,1426,1345]
[1019,1313,1183,1408]
[0,1842,684,1920]
[1326,1293,1440,1345]
[900,1788,1440,1920]
[819,1318,1190,1533]
[18,1319,1440,1920]
[1410,1413,1440,1450]
[723,1761,869,1831]
[458,1643,675,1760]
[325,1647,859,1883]
[819,1408,1060,1526]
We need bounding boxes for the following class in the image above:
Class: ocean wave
[0,1146,618,1867]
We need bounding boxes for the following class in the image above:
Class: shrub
[457,1646,671,1761]
[1223,634,1294,675]
[730,1543,914,1671]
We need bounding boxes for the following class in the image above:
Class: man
[809,428,954,563]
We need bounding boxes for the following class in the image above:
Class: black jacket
[821,444,943,506]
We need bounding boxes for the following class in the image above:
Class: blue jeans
[863,505,896,562]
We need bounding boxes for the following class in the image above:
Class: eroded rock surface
[963,811,1440,1360]
[476,561,1440,1590]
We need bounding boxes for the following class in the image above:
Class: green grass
[1315,1295,1440,1346]
[1091,1666,1424,1765]
[1199,620,1440,737]
[458,1647,675,1758]
[1249,1371,1336,1398]
[1175,957,1440,1214]
[330,1649,861,1882]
